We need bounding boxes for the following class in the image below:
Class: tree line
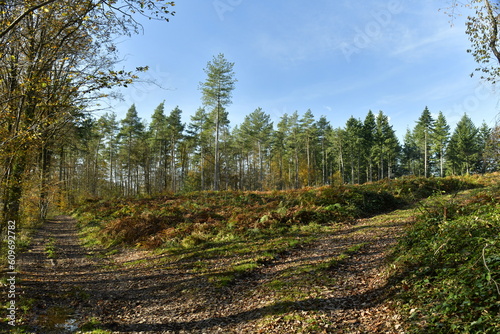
[62,97,499,200]
[54,54,499,202]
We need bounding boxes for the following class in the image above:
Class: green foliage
[463,0,500,83]
[79,317,111,333]
[447,114,481,175]
[69,174,497,332]
[45,237,57,259]
[393,180,500,333]
[72,175,481,250]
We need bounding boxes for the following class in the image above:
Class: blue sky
[108,0,500,140]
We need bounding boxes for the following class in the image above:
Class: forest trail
[17,209,415,333]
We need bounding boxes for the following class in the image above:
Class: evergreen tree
[344,117,363,184]
[477,122,492,173]
[299,110,317,186]
[362,110,377,182]
[401,128,419,175]
[149,102,169,193]
[118,104,145,196]
[272,114,290,189]
[414,107,435,177]
[432,111,450,177]
[288,111,301,188]
[98,112,120,193]
[374,111,400,179]
[316,116,332,185]
[199,53,237,190]
[166,106,185,192]
[186,108,212,190]
[446,114,479,175]
[239,108,273,190]
[328,127,346,184]
[483,123,500,172]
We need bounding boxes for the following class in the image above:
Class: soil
[11,209,414,333]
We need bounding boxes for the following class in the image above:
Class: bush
[393,188,500,333]
[72,175,484,250]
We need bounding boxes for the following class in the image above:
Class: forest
[3,47,500,228]
[68,98,499,195]
[0,1,499,228]
[1,1,500,333]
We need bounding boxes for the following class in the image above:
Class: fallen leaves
[11,207,418,333]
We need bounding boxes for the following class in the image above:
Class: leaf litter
[15,210,414,333]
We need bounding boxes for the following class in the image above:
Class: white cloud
[391,26,464,60]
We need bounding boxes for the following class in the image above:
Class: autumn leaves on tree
[0,1,175,227]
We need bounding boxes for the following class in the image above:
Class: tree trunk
[39,145,52,221]
[213,91,221,191]
[2,154,26,226]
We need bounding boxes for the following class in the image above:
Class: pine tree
[316,116,332,185]
[239,108,273,190]
[272,114,290,189]
[289,111,301,188]
[199,53,237,190]
[414,107,435,177]
[186,108,212,190]
[299,110,317,186]
[328,127,346,184]
[362,110,376,182]
[97,112,120,194]
[374,111,400,179]
[446,114,479,175]
[149,102,169,193]
[432,111,450,177]
[344,117,363,184]
[477,122,492,173]
[483,123,500,172]
[118,104,145,196]
[166,106,185,192]
[402,128,419,175]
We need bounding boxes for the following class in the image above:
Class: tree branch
[484,0,500,64]
[0,0,58,39]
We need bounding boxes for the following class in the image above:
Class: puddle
[37,306,81,333]
[57,318,79,332]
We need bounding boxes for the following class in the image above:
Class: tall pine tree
[199,53,237,190]
[432,111,450,177]
[414,106,435,177]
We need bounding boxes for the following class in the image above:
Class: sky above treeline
[107,0,500,139]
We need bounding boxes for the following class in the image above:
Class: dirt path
[16,209,414,333]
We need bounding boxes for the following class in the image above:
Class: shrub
[393,188,500,333]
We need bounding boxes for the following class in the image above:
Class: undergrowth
[71,175,480,251]
[67,173,498,330]
[392,177,500,333]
